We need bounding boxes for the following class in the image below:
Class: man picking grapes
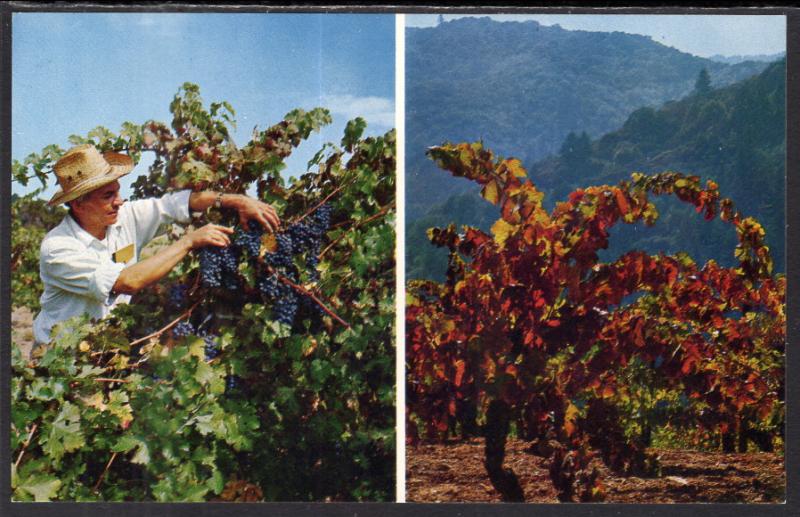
[32,144,280,346]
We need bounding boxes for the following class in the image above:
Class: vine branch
[274,271,351,328]
[291,175,357,225]
[319,201,394,259]
[93,452,118,491]
[14,424,38,470]
[129,299,202,347]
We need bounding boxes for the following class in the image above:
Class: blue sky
[13,13,395,198]
[407,14,786,58]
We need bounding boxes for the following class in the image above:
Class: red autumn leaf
[454,359,466,387]
[614,188,630,215]
[632,317,645,347]
[506,364,518,378]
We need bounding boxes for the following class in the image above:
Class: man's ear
[68,196,86,214]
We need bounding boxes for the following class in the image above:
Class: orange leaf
[506,364,518,378]
[614,188,630,215]
[564,402,579,437]
[454,360,466,387]
[602,384,616,398]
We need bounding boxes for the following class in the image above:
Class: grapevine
[11,84,396,502]
[407,141,784,502]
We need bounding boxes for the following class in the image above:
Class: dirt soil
[11,306,35,360]
[407,437,785,503]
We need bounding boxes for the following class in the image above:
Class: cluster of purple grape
[264,233,294,269]
[196,203,333,327]
[290,204,332,282]
[199,245,240,289]
[172,321,195,338]
[234,220,264,257]
[252,204,332,325]
[258,271,298,325]
[199,247,224,287]
[256,273,280,298]
[225,375,243,394]
[272,288,299,326]
[170,320,220,360]
[203,333,220,360]
[168,284,188,310]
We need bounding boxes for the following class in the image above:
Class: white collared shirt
[33,190,192,344]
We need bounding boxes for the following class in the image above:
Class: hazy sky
[13,13,395,198]
[407,14,786,58]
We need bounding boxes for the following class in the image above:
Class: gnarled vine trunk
[483,399,525,502]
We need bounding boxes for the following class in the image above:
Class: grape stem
[129,299,203,348]
[273,270,351,328]
[13,424,38,470]
[188,270,201,297]
[93,452,118,492]
[319,201,395,259]
[94,378,131,384]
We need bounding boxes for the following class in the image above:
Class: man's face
[72,181,125,227]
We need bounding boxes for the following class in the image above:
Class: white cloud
[320,94,395,128]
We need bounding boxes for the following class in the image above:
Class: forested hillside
[533,58,785,272]
[408,58,785,280]
[406,17,770,220]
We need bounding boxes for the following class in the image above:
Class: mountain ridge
[407,57,785,280]
[406,16,771,221]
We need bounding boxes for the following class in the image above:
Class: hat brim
[48,156,134,206]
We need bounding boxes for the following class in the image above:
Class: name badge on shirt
[113,243,134,264]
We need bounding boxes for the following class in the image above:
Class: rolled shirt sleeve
[126,190,192,250]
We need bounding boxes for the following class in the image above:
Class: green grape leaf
[15,474,62,502]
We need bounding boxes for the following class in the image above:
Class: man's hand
[181,224,234,249]
[114,223,233,295]
[188,191,281,233]
[235,197,281,233]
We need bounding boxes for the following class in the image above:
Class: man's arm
[113,223,233,295]
[189,191,281,233]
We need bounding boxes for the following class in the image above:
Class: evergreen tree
[694,68,712,95]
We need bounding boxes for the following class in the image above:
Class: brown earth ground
[407,437,785,503]
[11,306,35,360]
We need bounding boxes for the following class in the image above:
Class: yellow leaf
[491,219,516,247]
[260,233,277,257]
[82,392,107,411]
[481,179,500,205]
[564,402,579,437]
[502,158,527,178]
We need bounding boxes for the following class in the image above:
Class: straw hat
[48,144,135,206]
